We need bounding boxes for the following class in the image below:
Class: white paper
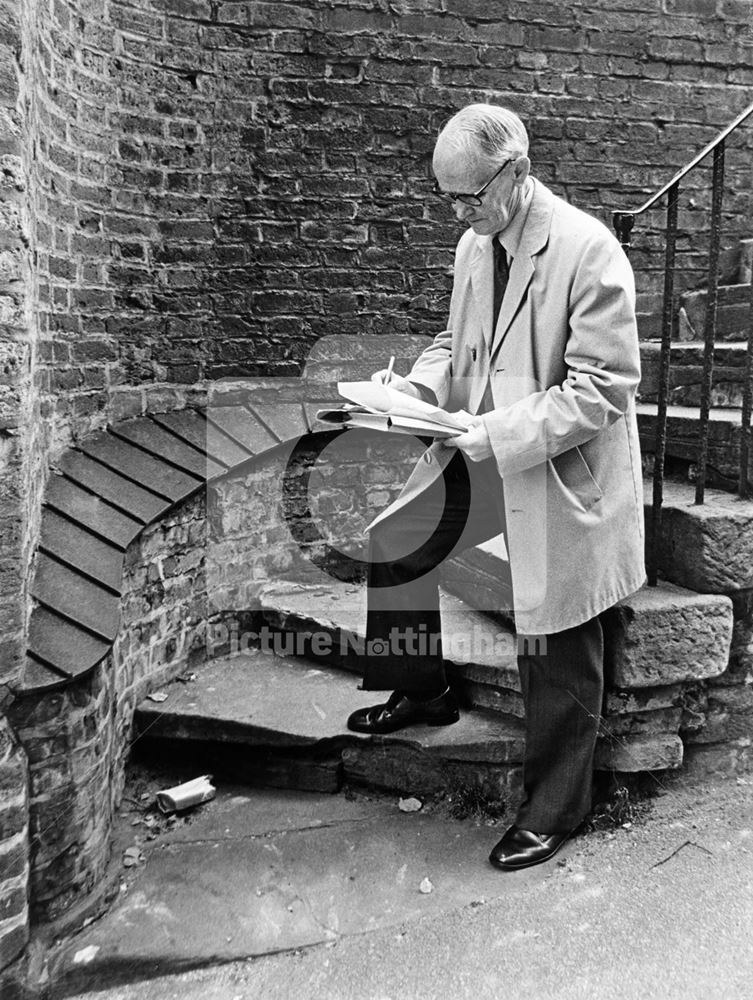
[337,380,471,432]
[156,774,216,814]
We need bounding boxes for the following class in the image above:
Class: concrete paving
[47,769,753,1000]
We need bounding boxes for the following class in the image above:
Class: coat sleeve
[482,233,640,476]
[406,327,453,407]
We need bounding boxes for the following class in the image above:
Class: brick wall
[27,0,753,462]
[0,0,32,979]
[0,0,32,691]
[0,718,28,977]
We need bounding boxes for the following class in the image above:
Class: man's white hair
[437,104,529,165]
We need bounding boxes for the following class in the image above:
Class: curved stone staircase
[18,323,753,847]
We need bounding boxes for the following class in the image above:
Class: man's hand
[443,419,494,462]
[370,370,421,399]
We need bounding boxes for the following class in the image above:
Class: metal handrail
[612,101,753,587]
[615,101,753,226]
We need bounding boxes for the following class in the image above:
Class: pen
[383,355,395,385]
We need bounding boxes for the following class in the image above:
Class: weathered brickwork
[208,431,423,612]
[0,718,29,972]
[6,669,113,924]
[23,0,753,465]
[0,0,33,691]
[0,0,32,979]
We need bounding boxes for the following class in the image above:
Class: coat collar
[469,178,555,349]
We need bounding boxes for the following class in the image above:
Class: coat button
[424,452,432,464]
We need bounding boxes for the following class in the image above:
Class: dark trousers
[365,450,603,833]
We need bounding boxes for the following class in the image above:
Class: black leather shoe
[489,824,573,871]
[347,688,459,734]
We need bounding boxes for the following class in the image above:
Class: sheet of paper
[337,380,471,431]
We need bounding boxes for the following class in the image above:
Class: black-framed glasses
[432,158,515,207]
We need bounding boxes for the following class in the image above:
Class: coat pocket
[549,446,603,512]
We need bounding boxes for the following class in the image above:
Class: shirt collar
[496,177,535,258]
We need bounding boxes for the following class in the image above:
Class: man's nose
[454,200,474,221]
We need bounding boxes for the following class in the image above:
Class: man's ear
[512,156,531,186]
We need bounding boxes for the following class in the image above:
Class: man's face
[432,141,530,236]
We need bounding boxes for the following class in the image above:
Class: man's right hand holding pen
[371,357,424,400]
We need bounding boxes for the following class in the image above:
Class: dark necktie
[492,237,509,331]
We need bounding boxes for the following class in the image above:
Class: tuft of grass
[585,776,654,833]
[447,785,508,822]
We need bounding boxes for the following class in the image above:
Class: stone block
[0,837,27,881]
[0,802,25,841]
[0,915,27,970]
[0,958,26,1000]
[683,738,753,779]
[341,742,521,803]
[604,683,686,715]
[685,685,753,746]
[0,886,26,923]
[636,403,744,482]
[595,733,683,771]
[646,479,753,593]
[602,583,733,689]
[0,757,25,794]
[600,707,682,738]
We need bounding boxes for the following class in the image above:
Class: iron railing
[612,101,753,587]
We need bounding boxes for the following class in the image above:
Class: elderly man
[347,104,645,870]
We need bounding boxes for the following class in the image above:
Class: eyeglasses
[432,158,515,207]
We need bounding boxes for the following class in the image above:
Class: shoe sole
[348,712,460,735]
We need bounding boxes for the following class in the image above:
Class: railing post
[741,266,753,498]
[695,140,725,505]
[648,182,679,588]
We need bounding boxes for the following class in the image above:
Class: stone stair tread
[78,431,202,502]
[647,475,753,514]
[642,477,753,592]
[134,649,526,761]
[112,417,227,480]
[39,508,124,592]
[641,340,749,355]
[206,405,278,454]
[151,408,251,468]
[45,475,142,549]
[258,579,520,688]
[247,400,310,441]
[636,401,743,422]
[55,449,170,522]
[26,606,111,681]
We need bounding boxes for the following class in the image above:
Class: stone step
[254,578,732,770]
[133,647,685,808]
[259,578,732,692]
[636,401,749,486]
[435,562,732,692]
[257,580,523,715]
[643,476,753,594]
[639,341,750,409]
[678,283,752,343]
[134,648,527,801]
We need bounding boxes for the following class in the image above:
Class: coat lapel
[490,179,556,356]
